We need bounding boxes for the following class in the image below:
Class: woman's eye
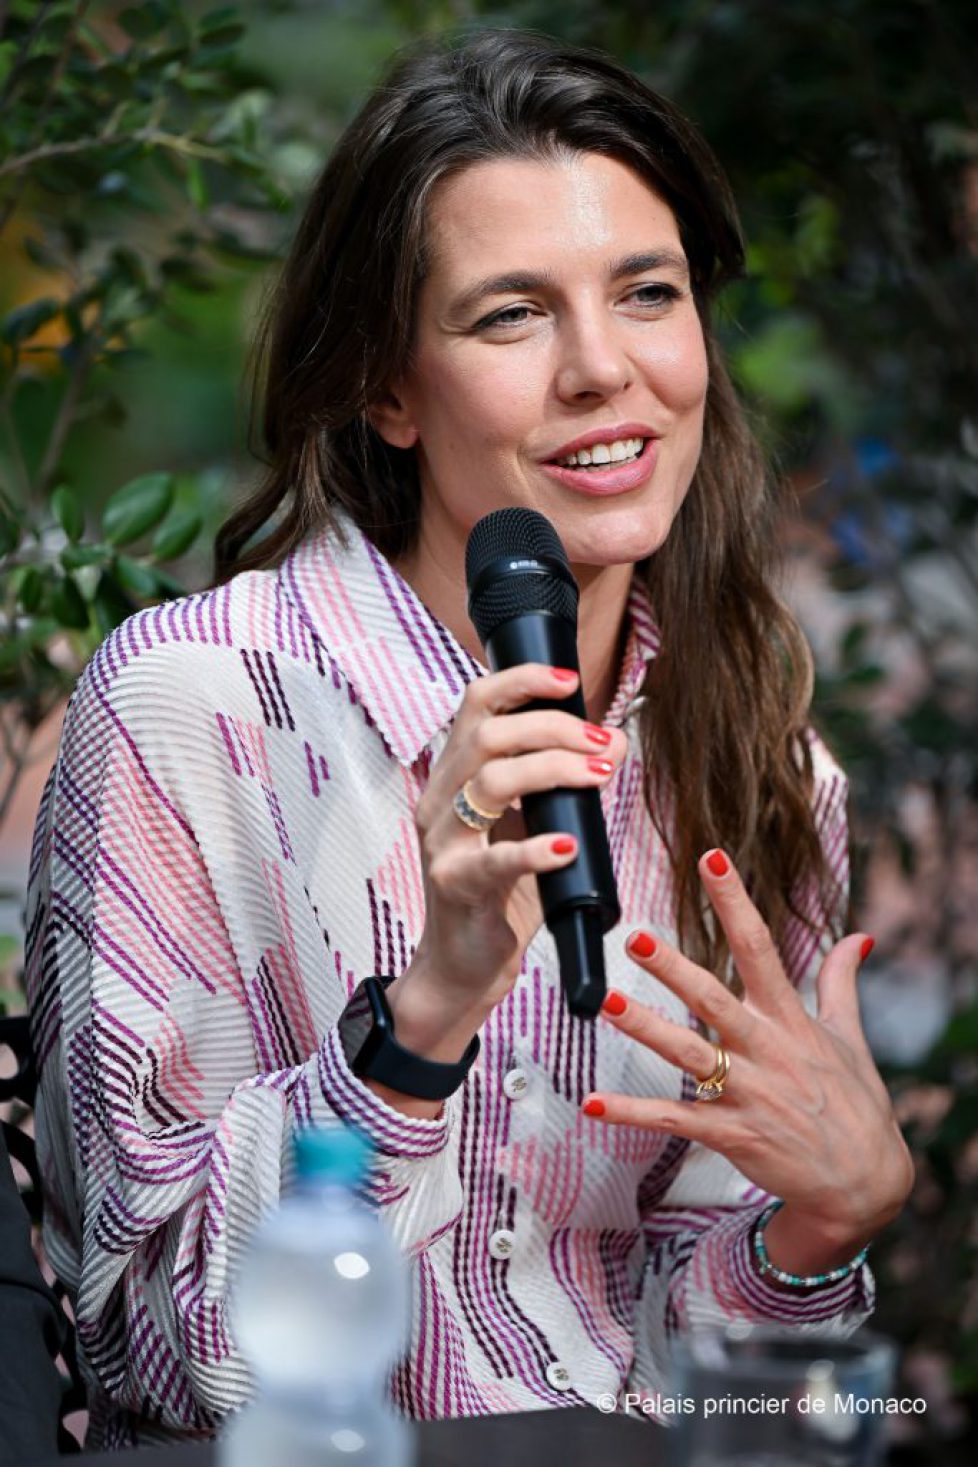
[475,303,542,330]
[477,304,532,330]
[628,283,681,307]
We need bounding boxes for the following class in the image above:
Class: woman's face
[371,151,709,574]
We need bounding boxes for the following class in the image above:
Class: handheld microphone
[465,508,620,1019]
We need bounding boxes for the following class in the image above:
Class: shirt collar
[277,506,661,767]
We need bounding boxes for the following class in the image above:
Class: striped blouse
[24,505,874,1449]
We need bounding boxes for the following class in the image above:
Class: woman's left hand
[583,849,914,1265]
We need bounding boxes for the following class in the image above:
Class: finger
[427,830,580,904]
[697,849,799,1016]
[598,989,720,1083]
[624,929,756,1048]
[435,690,627,802]
[580,1091,734,1145]
[427,661,597,796]
[816,933,875,1047]
[460,746,618,823]
[464,662,581,720]
[472,707,624,761]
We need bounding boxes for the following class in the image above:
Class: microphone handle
[485,613,621,1018]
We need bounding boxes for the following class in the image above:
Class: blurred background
[0,1,976,1459]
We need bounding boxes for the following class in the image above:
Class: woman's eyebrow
[613,249,690,281]
[448,248,690,317]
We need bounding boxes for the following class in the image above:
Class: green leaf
[1,297,60,345]
[839,622,869,664]
[19,566,44,613]
[199,6,241,33]
[936,1002,978,1056]
[118,3,167,39]
[14,54,53,92]
[176,71,225,97]
[152,511,203,562]
[101,284,150,331]
[102,472,174,547]
[197,24,245,48]
[843,663,885,686]
[212,231,279,264]
[0,41,17,92]
[49,575,90,630]
[39,2,75,40]
[114,554,161,600]
[51,485,85,543]
[109,246,149,286]
[142,43,191,71]
[186,157,209,211]
[23,236,56,269]
[61,543,109,570]
[97,61,134,99]
[159,255,213,290]
[0,513,19,556]
[93,571,137,638]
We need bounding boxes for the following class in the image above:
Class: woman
[25,29,912,1449]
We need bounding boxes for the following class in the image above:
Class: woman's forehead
[423,153,684,289]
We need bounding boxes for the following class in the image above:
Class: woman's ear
[365,385,419,450]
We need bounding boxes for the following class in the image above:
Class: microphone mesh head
[466,508,569,584]
[465,508,579,644]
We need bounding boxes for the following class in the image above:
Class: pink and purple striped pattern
[25,506,873,1448]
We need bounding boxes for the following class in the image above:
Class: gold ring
[694,1043,729,1102]
[452,780,505,832]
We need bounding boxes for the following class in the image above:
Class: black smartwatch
[343,976,480,1101]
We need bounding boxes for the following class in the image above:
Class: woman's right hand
[384,663,628,1070]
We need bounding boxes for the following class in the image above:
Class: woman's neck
[391,529,633,728]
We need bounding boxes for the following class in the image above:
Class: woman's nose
[553,310,633,402]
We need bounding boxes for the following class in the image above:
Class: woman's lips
[538,436,660,496]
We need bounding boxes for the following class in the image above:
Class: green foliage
[0,0,305,837]
[102,471,174,546]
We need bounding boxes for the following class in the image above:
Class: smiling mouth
[552,436,647,469]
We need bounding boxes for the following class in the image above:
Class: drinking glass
[667,1324,899,1466]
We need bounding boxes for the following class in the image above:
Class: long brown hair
[214,29,847,983]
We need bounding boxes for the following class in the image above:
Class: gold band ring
[452,780,505,832]
[694,1043,729,1102]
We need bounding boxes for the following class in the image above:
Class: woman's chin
[559,517,672,571]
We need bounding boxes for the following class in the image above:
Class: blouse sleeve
[626,729,875,1411]
[25,633,464,1435]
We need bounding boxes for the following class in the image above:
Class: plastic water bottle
[220,1125,414,1466]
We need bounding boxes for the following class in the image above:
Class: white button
[546,1361,572,1392]
[502,1067,529,1100]
[488,1228,516,1260]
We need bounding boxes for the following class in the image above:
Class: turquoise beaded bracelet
[752,1199,870,1289]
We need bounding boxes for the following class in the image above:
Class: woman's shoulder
[71,562,313,721]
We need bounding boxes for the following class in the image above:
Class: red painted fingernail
[706,849,729,877]
[551,836,576,855]
[583,722,611,745]
[551,667,577,681]
[582,1098,605,1117]
[860,936,875,961]
[628,931,656,959]
[601,990,628,1017]
[587,756,614,776]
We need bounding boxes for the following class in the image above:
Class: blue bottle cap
[294,1125,373,1187]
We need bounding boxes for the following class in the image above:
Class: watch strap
[345,976,480,1101]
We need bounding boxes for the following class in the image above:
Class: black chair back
[1,1012,86,1452]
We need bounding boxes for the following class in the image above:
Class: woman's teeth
[556,436,645,469]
